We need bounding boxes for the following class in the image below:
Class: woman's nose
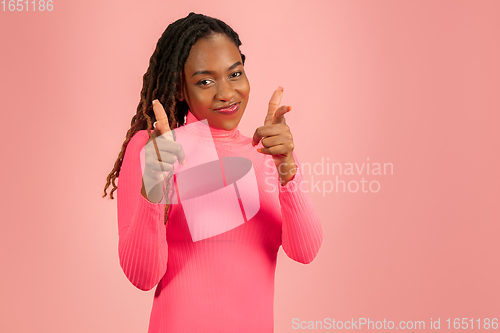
[215,80,236,101]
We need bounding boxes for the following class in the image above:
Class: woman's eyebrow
[191,61,242,77]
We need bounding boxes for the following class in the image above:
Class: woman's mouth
[213,102,240,115]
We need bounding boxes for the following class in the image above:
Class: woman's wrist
[141,176,164,203]
[278,157,297,186]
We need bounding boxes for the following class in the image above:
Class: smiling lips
[213,102,240,115]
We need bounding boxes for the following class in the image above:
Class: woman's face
[178,33,250,130]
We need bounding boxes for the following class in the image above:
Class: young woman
[103,12,323,333]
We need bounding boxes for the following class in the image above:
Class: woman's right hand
[141,99,185,203]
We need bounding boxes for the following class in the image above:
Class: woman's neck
[184,110,240,142]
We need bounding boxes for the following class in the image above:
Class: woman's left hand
[252,87,297,185]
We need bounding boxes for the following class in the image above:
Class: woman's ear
[175,72,185,101]
[176,85,184,101]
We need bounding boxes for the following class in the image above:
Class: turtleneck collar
[183,110,241,142]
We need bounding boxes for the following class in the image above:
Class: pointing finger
[151,99,185,165]
[264,86,284,126]
[152,100,173,139]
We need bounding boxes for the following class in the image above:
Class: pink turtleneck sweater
[116,111,322,333]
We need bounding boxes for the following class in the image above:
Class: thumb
[152,99,173,140]
[273,105,292,124]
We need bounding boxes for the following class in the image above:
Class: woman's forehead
[184,34,241,73]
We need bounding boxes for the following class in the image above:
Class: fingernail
[181,159,186,166]
[257,148,262,153]
[251,141,255,147]
[152,100,157,105]
[279,86,284,92]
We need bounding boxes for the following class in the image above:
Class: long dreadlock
[102,13,246,224]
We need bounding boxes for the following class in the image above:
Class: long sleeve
[116,131,168,291]
[278,151,323,264]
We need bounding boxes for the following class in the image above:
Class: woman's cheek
[239,79,251,97]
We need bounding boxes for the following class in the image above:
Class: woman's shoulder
[124,130,151,155]
[129,130,150,144]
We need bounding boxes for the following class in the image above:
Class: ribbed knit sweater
[116,111,323,332]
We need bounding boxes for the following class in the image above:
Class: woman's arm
[116,131,168,291]
[278,151,323,264]
[251,88,322,262]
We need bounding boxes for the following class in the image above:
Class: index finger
[152,99,173,137]
[150,99,183,165]
[264,86,284,126]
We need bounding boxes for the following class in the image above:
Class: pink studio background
[1,0,499,332]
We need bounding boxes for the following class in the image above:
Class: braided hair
[102,13,246,218]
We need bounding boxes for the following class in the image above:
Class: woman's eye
[197,79,212,86]
[230,71,242,79]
